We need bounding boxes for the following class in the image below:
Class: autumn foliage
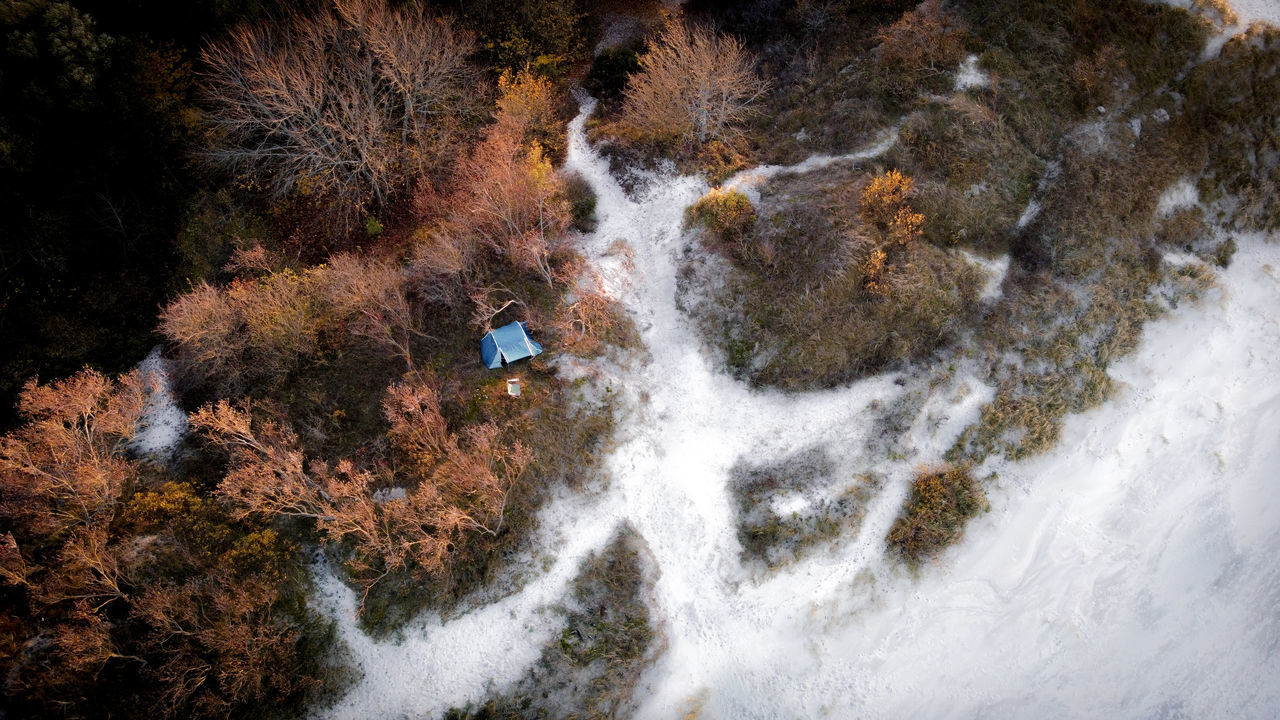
[0,371,323,718]
[873,0,968,87]
[453,70,571,285]
[858,169,926,293]
[161,252,430,385]
[191,372,530,589]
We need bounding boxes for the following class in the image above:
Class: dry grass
[684,164,983,390]
[1183,24,1280,231]
[887,465,988,566]
[884,96,1044,253]
[730,449,880,569]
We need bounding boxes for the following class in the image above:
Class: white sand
[1157,178,1201,216]
[959,250,1011,300]
[954,55,990,91]
[131,347,187,456]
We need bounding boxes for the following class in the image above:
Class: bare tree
[621,21,767,146]
[201,0,478,214]
[315,253,425,369]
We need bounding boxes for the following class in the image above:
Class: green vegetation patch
[686,187,757,244]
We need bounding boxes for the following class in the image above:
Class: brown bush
[886,465,987,565]
[873,0,968,97]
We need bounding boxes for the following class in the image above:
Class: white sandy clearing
[1157,177,1201,216]
[131,346,187,456]
[817,236,1280,720]
[1231,0,1280,25]
[313,101,1280,720]
[954,54,989,91]
[959,250,1011,300]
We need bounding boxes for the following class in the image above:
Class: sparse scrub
[872,0,969,99]
[886,465,987,566]
[1213,237,1237,268]
[445,528,656,719]
[886,97,1043,253]
[562,171,599,233]
[683,165,982,389]
[730,450,879,568]
[172,190,277,286]
[1183,24,1280,231]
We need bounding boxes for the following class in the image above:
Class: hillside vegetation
[1,0,1276,716]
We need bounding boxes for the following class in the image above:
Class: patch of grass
[885,96,1044,254]
[730,449,879,569]
[562,171,599,233]
[1213,237,1237,268]
[947,79,1220,462]
[1155,207,1210,249]
[1182,24,1280,231]
[950,248,1164,462]
[445,527,657,720]
[886,465,988,566]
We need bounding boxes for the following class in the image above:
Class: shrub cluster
[687,187,757,244]
[886,466,987,565]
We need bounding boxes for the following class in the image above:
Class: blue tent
[480,321,543,369]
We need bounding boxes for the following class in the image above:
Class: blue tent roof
[481,321,543,369]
